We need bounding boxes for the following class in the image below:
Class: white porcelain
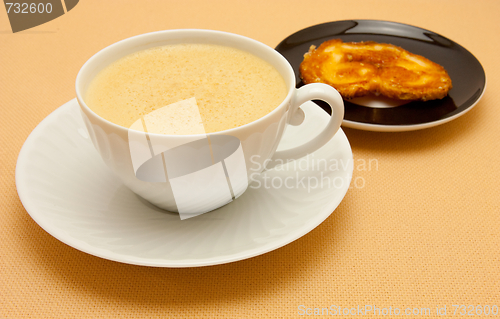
[75,29,344,213]
[16,99,352,267]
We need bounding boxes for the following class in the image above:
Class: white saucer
[16,99,353,267]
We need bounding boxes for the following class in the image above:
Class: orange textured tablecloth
[1,1,499,318]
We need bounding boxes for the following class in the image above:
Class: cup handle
[269,83,344,167]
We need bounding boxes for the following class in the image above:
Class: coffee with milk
[85,43,288,134]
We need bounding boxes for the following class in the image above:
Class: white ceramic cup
[76,29,344,217]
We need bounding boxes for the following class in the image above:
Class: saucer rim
[16,99,353,267]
